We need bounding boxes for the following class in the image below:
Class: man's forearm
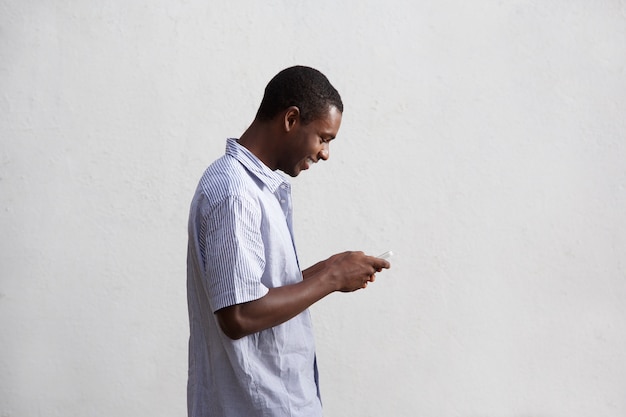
[216,272,336,339]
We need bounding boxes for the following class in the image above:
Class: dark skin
[216,105,391,340]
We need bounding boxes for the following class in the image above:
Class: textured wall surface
[1,1,625,416]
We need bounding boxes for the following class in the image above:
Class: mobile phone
[377,251,394,260]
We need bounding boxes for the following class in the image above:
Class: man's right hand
[316,251,391,292]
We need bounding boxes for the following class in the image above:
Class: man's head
[255,66,343,125]
[240,66,343,177]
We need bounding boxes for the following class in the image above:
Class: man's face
[279,105,342,177]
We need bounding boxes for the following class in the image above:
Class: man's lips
[303,157,316,170]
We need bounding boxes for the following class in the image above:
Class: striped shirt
[187,138,322,417]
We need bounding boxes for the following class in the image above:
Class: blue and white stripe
[187,138,321,417]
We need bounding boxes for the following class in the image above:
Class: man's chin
[283,160,311,177]
[282,167,300,177]
[292,162,310,177]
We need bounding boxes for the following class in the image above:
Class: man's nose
[319,143,329,160]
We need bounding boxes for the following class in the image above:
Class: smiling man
[186,66,390,417]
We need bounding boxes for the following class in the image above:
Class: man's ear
[283,106,300,132]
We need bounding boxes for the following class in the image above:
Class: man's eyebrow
[321,130,336,139]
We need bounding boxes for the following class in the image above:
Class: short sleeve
[202,194,269,312]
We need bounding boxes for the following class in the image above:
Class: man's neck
[238,120,281,171]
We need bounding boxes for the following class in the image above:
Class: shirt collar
[225,138,289,193]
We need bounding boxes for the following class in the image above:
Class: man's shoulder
[198,154,258,200]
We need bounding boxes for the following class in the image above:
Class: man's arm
[215,251,390,340]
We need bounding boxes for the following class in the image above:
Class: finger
[369,257,391,270]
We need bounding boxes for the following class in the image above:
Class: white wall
[1,1,625,416]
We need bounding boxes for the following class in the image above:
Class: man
[187,65,390,417]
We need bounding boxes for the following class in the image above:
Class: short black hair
[255,66,343,124]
